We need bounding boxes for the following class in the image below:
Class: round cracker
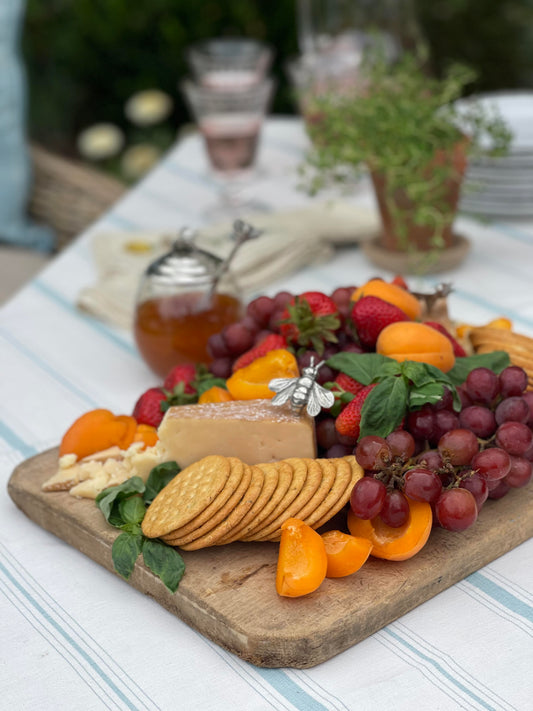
[252,458,324,541]
[142,455,230,538]
[179,465,263,550]
[233,461,292,541]
[243,458,308,541]
[161,457,245,539]
[163,461,252,545]
[217,464,277,544]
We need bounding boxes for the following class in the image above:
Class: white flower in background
[125,89,173,126]
[121,143,162,180]
[77,123,125,160]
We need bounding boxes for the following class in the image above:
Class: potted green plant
[304,49,511,273]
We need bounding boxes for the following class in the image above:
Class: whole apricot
[351,279,422,320]
[376,321,456,372]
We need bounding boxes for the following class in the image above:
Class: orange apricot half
[59,409,137,460]
[347,497,432,561]
[321,530,372,578]
[376,321,456,372]
[276,518,327,597]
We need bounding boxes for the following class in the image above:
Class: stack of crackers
[142,454,363,551]
[469,327,533,389]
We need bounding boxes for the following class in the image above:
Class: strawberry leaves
[326,350,510,441]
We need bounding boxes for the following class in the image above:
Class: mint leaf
[144,462,180,505]
[142,538,185,593]
[112,532,143,580]
[359,377,408,439]
[326,352,398,385]
[119,495,146,525]
[409,381,445,408]
[447,351,511,385]
[96,477,145,525]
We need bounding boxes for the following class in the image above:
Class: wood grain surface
[8,447,533,668]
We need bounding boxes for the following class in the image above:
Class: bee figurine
[269,357,335,417]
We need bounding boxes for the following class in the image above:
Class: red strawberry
[335,384,377,439]
[424,321,467,357]
[132,387,168,428]
[232,333,287,372]
[351,295,409,349]
[280,291,340,354]
[164,364,197,393]
[335,373,364,394]
[391,275,409,290]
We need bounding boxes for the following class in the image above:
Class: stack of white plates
[459,92,533,218]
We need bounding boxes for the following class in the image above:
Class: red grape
[438,429,479,466]
[407,406,436,440]
[457,385,473,409]
[403,467,443,503]
[522,391,533,427]
[433,410,460,441]
[342,342,365,354]
[380,490,410,527]
[416,449,444,470]
[465,367,500,404]
[488,479,511,500]
[209,357,233,379]
[207,331,230,359]
[495,421,533,455]
[239,315,260,335]
[355,435,392,470]
[223,323,255,354]
[316,418,338,450]
[386,430,416,461]
[459,405,497,438]
[246,296,275,327]
[434,387,454,411]
[459,472,489,510]
[435,488,478,531]
[268,310,285,332]
[253,329,272,345]
[272,291,293,310]
[499,365,528,397]
[326,443,353,458]
[505,456,533,488]
[471,447,511,482]
[494,396,529,425]
[350,477,387,519]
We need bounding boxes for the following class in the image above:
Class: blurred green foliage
[23,0,533,155]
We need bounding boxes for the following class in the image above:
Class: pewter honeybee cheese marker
[269,357,335,417]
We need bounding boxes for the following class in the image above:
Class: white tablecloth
[1,118,532,711]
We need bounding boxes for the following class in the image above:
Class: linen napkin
[77,201,380,330]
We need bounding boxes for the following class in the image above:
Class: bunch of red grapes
[206,287,358,379]
[349,365,533,532]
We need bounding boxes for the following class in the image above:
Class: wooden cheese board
[8,447,533,668]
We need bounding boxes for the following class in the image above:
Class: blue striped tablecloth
[1,118,532,710]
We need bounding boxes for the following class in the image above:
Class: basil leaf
[326,352,398,385]
[447,351,511,385]
[142,538,185,593]
[112,532,143,580]
[195,377,228,396]
[121,522,142,536]
[144,462,180,505]
[119,495,146,525]
[96,477,145,524]
[359,377,408,439]
[409,381,445,408]
[401,361,437,387]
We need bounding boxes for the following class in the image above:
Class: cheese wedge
[157,399,316,468]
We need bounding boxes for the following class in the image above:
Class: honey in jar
[134,230,243,378]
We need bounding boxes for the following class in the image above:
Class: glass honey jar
[134,229,243,378]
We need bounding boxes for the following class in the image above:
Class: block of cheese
[157,399,317,468]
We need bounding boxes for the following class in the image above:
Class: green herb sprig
[95,462,184,593]
[326,351,510,439]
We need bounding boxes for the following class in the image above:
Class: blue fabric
[0,0,55,251]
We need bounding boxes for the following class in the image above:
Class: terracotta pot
[370,139,468,252]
